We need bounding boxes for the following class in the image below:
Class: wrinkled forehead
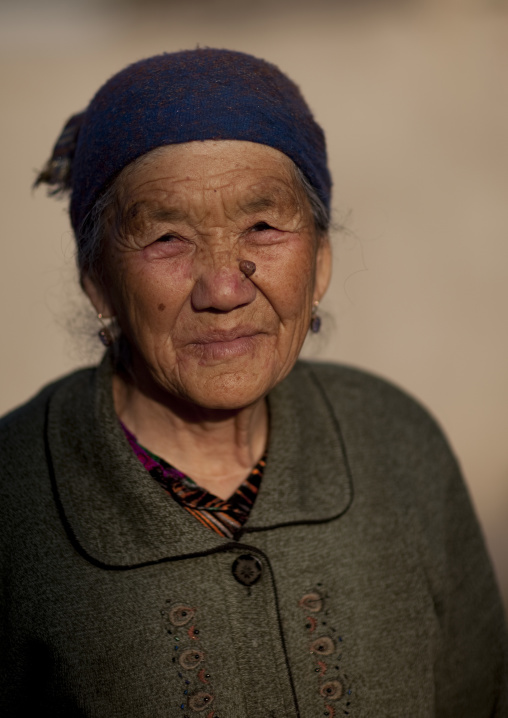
[113,141,310,225]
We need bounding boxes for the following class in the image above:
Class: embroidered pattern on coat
[161,600,219,717]
[298,586,354,716]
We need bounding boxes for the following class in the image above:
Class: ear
[313,235,332,303]
[81,272,115,318]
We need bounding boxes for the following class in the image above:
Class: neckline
[118,418,267,505]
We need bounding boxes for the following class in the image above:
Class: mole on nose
[239,260,256,278]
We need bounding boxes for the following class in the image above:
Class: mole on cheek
[158,303,166,312]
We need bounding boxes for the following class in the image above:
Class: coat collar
[46,357,352,569]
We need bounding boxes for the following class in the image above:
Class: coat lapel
[243,362,353,533]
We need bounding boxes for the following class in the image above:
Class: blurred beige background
[1,0,507,612]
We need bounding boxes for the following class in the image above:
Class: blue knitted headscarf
[37,48,331,237]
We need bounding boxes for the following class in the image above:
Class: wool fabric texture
[64,48,331,234]
[1,357,507,714]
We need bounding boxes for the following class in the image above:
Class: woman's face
[85,140,331,410]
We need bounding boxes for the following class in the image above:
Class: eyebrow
[143,206,188,223]
[123,189,297,226]
[151,197,283,218]
[239,196,278,214]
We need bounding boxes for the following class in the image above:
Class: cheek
[254,238,317,319]
[108,254,193,332]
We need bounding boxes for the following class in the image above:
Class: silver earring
[310,301,321,333]
[97,313,114,347]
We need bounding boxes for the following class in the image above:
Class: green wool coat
[1,358,507,717]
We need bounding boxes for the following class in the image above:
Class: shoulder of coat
[293,359,447,444]
[0,366,96,441]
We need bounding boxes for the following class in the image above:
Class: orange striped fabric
[121,422,265,539]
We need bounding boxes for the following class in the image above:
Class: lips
[185,327,265,363]
[190,327,261,344]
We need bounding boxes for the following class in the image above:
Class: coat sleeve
[430,435,508,717]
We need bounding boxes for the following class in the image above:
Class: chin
[179,370,274,412]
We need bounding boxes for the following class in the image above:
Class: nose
[191,261,256,312]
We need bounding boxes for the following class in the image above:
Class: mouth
[187,328,265,363]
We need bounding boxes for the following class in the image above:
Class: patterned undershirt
[120,422,265,540]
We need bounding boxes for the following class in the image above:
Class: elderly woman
[1,49,506,717]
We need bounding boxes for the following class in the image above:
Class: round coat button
[231,554,262,586]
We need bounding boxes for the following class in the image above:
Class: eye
[143,232,189,260]
[245,220,287,247]
[250,222,274,232]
